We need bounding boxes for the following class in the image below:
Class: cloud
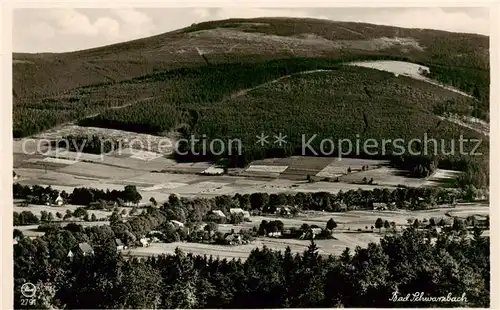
[110,8,156,38]
[25,21,56,41]
[325,8,489,35]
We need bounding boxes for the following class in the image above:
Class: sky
[13,7,490,53]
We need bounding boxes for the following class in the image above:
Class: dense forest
[14,222,489,308]
[13,55,489,189]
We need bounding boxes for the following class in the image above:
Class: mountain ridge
[13,17,489,100]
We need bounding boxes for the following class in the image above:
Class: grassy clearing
[57,162,140,180]
[14,204,111,218]
[340,167,427,187]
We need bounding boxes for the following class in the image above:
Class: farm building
[13,171,18,180]
[229,208,250,219]
[372,203,387,210]
[300,228,323,240]
[147,230,166,239]
[115,239,125,251]
[171,220,184,228]
[311,228,322,236]
[278,206,292,216]
[268,231,282,238]
[139,238,149,247]
[201,166,225,175]
[211,210,226,218]
[55,195,64,206]
[224,233,243,245]
[74,243,94,256]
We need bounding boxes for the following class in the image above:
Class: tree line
[13,184,142,206]
[14,225,489,308]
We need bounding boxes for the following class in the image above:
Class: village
[13,178,489,260]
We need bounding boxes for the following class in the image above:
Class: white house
[55,195,64,206]
[171,220,185,228]
[268,231,282,238]
[139,238,149,247]
[201,166,225,175]
[67,250,74,258]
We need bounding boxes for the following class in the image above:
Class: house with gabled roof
[170,220,184,228]
[68,243,94,258]
[211,210,226,218]
[224,233,242,245]
[77,242,94,256]
[55,195,64,206]
[229,208,250,219]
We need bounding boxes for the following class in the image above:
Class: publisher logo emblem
[21,283,36,298]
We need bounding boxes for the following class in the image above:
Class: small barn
[115,239,125,251]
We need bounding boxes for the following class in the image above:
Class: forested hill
[13,17,489,99]
[13,17,490,191]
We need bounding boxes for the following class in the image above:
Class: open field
[15,221,111,238]
[13,203,145,219]
[348,60,472,97]
[14,204,110,218]
[316,158,387,178]
[340,167,439,187]
[424,169,462,187]
[14,146,463,204]
[124,235,385,260]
